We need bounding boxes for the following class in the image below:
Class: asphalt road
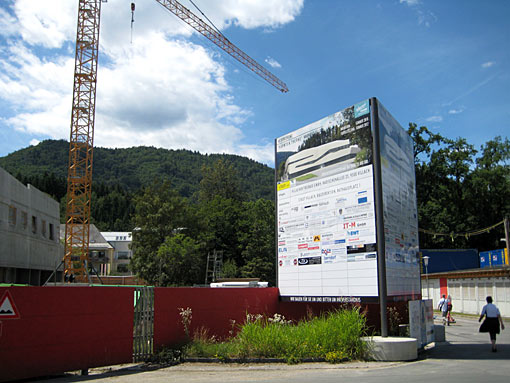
[41,315,509,383]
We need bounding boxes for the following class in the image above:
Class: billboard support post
[505,216,510,264]
[371,97,388,337]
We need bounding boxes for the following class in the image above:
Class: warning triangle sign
[0,291,20,319]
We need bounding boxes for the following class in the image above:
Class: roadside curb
[182,357,330,363]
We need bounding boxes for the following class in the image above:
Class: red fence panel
[153,287,280,349]
[0,286,134,382]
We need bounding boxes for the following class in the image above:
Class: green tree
[198,159,246,203]
[130,180,195,284]
[465,137,510,250]
[198,195,243,274]
[408,124,509,250]
[197,159,247,275]
[156,234,203,286]
[239,199,276,286]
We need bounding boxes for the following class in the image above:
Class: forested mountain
[0,139,274,200]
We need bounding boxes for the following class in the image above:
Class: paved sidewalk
[41,315,508,383]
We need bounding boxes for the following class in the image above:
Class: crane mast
[64,0,287,281]
[64,0,102,282]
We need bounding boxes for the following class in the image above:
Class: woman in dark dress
[479,296,505,352]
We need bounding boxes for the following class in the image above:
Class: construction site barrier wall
[0,286,134,382]
[1,286,404,382]
[153,287,281,347]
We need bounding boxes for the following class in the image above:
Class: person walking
[479,296,505,352]
[438,294,448,325]
[446,295,455,325]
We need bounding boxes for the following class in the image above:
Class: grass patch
[182,308,368,363]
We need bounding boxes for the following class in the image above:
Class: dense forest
[1,128,509,285]
[0,139,274,231]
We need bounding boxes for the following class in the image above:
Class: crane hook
[130,3,136,44]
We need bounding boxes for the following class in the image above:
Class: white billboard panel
[377,102,420,297]
[276,100,377,300]
[276,98,420,302]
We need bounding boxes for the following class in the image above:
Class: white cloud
[399,0,437,28]
[448,108,465,115]
[481,61,495,68]
[183,0,304,30]
[265,56,282,68]
[400,0,420,6]
[29,139,40,147]
[237,142,275,165]
[426,116,443,123]
[8,0,76,48]
[0,0,303,164]
[417,10,437,28]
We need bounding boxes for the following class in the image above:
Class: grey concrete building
[0,167,62,285]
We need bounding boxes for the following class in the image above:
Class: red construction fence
[0,286,134,382]
[0,285,397,382]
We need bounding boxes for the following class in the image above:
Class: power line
[419,220,505,241]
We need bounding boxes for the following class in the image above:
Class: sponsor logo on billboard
[277,181,290,191]
[313,235,321,242]
[298,256,322,266]
[298,244,308,249]
[354,100,370,118]
[278,247,288,253]
[324,255,337,263]
[343,222,356,229]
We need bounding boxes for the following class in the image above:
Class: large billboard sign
[275,98,419,302]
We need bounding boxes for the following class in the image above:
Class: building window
[42,220,47,237]
[117,264,129,273]
[117,251,130,260]
[32,216,37,234]
[49,223,55,240]
[22,211,28,230]
[8,206,17,226]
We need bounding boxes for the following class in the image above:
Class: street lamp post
[423,256,430,300]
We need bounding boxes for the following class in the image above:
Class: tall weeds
[183,308,368,363]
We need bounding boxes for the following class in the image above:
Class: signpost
[275,98,420,337]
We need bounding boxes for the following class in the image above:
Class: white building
[102,232,133,275]
[0,167,62,285]
[421,267,510,316]
[59,223,114,277]
[284,139,361,180]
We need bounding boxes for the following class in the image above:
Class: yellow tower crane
[64,0,288,282]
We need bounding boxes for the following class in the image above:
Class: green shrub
[182,308,368,363]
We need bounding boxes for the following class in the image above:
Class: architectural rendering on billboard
[275,98,420,302]
[276,100,378,302]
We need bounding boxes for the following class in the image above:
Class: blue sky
[0,0,509,166]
